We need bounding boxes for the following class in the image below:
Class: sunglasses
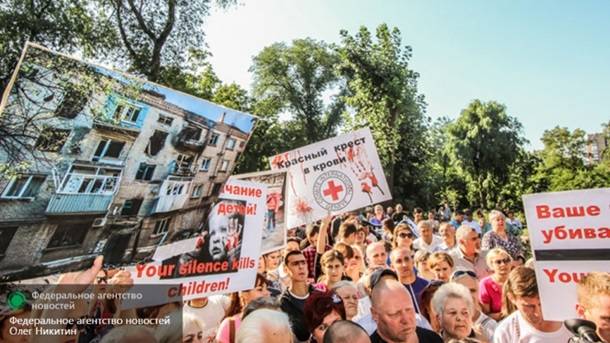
[493,258,511,265]
[398,232,413,239]
[451,270,477,279]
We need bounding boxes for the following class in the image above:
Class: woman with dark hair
[315,250,346,291]
[392,223,415,250]
[215,273,270,343]
[304,290,347,343]
[420,280,445,332]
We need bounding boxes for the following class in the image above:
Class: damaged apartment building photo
[0,44,257,282]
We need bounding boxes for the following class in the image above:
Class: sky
[202,0,610,150]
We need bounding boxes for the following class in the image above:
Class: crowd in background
[1,203,609,343]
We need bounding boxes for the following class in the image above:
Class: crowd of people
[1,204,609,343]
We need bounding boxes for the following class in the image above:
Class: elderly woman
[431,283,489,342]
[481,210,523,260]
[427,251,455,282]
[304,290,347,343]
[479,248,512,321]
[392,223,416,250]
[331,281,360,320]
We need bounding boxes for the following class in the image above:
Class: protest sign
[522,187,610,320]
[122,179,267,307]
[0,43,258,282]
[270,128,391,228]
[232,170,287,254]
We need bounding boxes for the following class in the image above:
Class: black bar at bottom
[535,249,610,261]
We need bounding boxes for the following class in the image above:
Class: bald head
[371,279,412,308]
[370,279,417,342]
[323,320,370,343]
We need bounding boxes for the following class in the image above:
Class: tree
[104,0,235,83]
[446,100,525,208]
[337,24,428,204]
[250,38,344,148]
[540,126,586,170]
[0,0,116,94]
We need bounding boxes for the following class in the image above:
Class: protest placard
[522,187,610,320]
[269,128,391,228]
[232,170,287,254]
[122,179,267,307]
[0,43,258,282]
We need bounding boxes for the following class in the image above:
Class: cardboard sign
[123,179,266,307]
[0,43,258,282]
[522,187,610,320]
[232,170,287,254]
[269,128,391,228]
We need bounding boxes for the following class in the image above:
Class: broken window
[157,115,173,126]
[56,87,88,119]
[0,227,18,256]
[121,198,143,216]
[135,163,156,181]
[145,130,168,156]
[208,133,220,146]
[93,139,125,161]
[174,154,194,174]
[153,218,170,235]
[191,184,203,198]
[183,125,202,141]
[60,166,120,194]
[47,223,89,248]
[35,127,71,152]
[113,103,141,123]
[1,175,45,199]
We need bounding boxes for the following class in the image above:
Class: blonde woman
[479,248,512,321]
[427,251,454,282]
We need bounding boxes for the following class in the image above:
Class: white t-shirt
[184,295,230,341]
[494,311,572,343]
[413,235,443,253]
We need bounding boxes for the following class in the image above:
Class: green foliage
[446,100,525,208]
[250,38,343,147]
[337,24,428,205]
[0,0,116,93]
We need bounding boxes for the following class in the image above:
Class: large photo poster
[269,128,391,228]
[0,43,258,282]
[522,187,610,321]
[232,170,287,253]
[123,179,267,306]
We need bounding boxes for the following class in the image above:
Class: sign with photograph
[123,179,267,306]
[269,128,391,228]
[232,170,287,254]
[522,187,610,320]
[0,43,258,282]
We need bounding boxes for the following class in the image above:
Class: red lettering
[536,205,550,219]
[541,230,553,244]
[587,205,601,216]
[536,204,602,219]
[544,268,558,282]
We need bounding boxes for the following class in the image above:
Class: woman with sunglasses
[451,269,498,341]
[392,223,415,250]
[479,248,513,321]
[304,290,347,343]
[215,273,271,343]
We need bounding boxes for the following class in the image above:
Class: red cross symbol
[323,180,344,201]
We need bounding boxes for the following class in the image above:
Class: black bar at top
[534,249,610,261]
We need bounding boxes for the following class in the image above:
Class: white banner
[522,187,610,320]
[270,128,391,228]
[123,179,267,308]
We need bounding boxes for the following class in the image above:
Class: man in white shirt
[435,222,457,252]
[449,225,491,279]
[413,220,442,253]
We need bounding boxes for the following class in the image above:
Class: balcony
[93,119,140,138]
[169,161,197,177]
[45,172,120,215]
[172,127,206,153]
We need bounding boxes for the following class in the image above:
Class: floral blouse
[481,230,523,260]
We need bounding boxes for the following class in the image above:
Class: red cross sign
[323,180,344,201]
